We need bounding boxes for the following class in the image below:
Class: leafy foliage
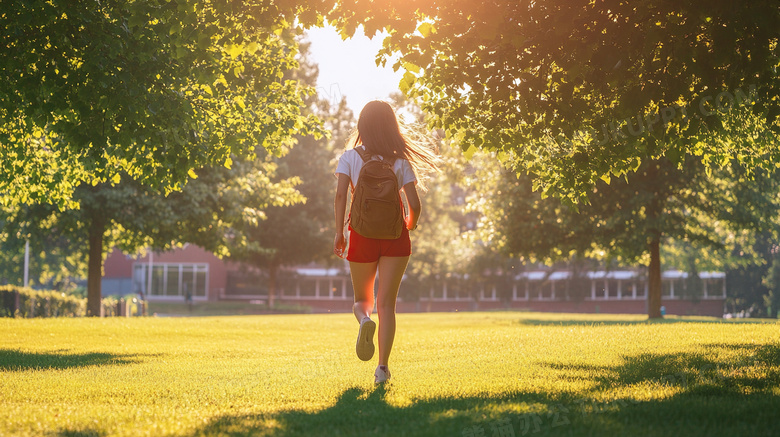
[0,0,327,207]
[0,285,129,317]
[473,153,780,316]
[0,2,337,313]
[224,41,356,305]
[0,152,303,314]
[329,0,780,201]
[382,94,478,302]
[0,217,85,291]
[762,257,780,318]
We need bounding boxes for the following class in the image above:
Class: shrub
[0,286,86,317]
[0,286,125,318]
[101,296,118,317]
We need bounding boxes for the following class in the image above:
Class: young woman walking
[333,100,438,384]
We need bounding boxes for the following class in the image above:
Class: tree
[0,0,325,207]
[325,1,780,318]
[329,0,780,199]
[1,157,303,315]
[720,231,780,318]
[379,93,480,306]
[400,140,474,305]
[762,257,780,319]
[0,210,84,292]
[475,156,780,317]
[227,42,356,307]
[0,1,339,314]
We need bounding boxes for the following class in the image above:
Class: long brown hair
[349,100,440,190]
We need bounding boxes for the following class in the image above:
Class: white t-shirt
[335,146,417,189]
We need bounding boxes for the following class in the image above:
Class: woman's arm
[403,181,421,230]
[333,173,351,257]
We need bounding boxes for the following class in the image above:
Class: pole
[24,240,30,288]
[147,249,153,296]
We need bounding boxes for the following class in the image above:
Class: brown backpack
[349,147,404,239]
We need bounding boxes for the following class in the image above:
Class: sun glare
[304,23,404,114]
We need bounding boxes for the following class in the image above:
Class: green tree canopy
[227,42,355,307]
[385,94,479,303]
[474,154,780,317]
[329,0,780,201]
[0,154,302,315]
[0,0,337,314]
[0,0,327,207]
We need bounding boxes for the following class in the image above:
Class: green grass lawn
[1,312,778,437]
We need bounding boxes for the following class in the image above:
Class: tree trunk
[646,158,664,319]
[86,216,106,317]
[648,235,663,319]
[268,262,277,309]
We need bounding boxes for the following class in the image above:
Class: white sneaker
[374,365,391,384]
[355,317,376,361]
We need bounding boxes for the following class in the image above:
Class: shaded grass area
[1,312,778,436]
[0,349,146,372]
[516,313,778,326]
[147,301,312,316]
[188,388,778,437]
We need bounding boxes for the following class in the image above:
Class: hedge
[0,286,134,318]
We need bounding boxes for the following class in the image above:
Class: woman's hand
[403,181,421,231]
[333,174,350,259]
[405,216,416,231]
[334,232,347,258]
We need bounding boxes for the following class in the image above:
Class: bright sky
[303,24,404,116]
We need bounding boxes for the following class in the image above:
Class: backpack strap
[356,146,397,166]
[355,146,372,163]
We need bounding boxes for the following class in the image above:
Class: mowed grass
[1,312,778,437]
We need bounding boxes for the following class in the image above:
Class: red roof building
[102,246,726,317]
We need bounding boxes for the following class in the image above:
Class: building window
[527,281,540,300]
[133,263,208,298]
[152,265,164,295]
[431,283,444,300]
[662,279,674,298]
[165,265,179,296]
[635,280,647,299]
[299,279,317,297]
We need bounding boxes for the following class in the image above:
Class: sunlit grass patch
[1,312,778,436]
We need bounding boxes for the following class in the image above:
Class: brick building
[102,246,726,317]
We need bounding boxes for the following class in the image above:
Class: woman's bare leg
[349,261,378,322]
[375,256,410,367]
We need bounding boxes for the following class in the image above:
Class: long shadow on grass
[0,348,147,371]
[517,317,777,326]
[534,342,780,436]
[540,342,780,395]
[53,428,105,437]
[186,342,780,437]
[187,387,567,437]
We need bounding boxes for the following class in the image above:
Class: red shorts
[347,225,412,263]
